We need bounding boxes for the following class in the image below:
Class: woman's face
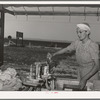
[76,28,88,41]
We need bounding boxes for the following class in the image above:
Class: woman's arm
[53,41,77,57]
[53,47,70,56]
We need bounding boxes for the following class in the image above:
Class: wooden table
[63,84,87,91]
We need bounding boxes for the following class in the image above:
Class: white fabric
[77,23,90,31]
[0,68,17,81]
[6,68,17,77]
[0,73,11,81]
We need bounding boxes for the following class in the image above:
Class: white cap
[77,23,90,31]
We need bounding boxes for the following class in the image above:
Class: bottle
[29,64,33,80]
[44,65,49,75]
[36,62,41,79]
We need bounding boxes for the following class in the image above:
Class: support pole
[0,5,4,66]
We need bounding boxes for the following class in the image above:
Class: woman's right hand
[47,53,53,60]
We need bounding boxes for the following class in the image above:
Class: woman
[47,22,99,90]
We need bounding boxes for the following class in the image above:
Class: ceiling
[1,4,100,18]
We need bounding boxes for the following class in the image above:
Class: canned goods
[36,63,41,79]
[44,66,49,75]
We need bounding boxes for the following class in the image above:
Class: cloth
[67,39,99,66]
[5,67,17,77]
[78,65,99,82]
[1,78,22,91]
[77,23,90,31]
[0,67,17,81]
[67,39,99,82]
[0,67,22,91]
[0,73,12,81]
[76,39,99,66]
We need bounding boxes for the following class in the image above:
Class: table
[63,84,87,91]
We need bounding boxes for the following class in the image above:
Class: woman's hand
[47,53,53,60]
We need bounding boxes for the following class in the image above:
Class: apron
[75,40,99,82]
[78,65,99,82]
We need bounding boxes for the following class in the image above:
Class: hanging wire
[97,7,99,21]
[11,6,17,19]
[84,7,86,21]
[37,6,41,18]
[68,7,71,22]
[52,6,54,19]
[23,6,28,21]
